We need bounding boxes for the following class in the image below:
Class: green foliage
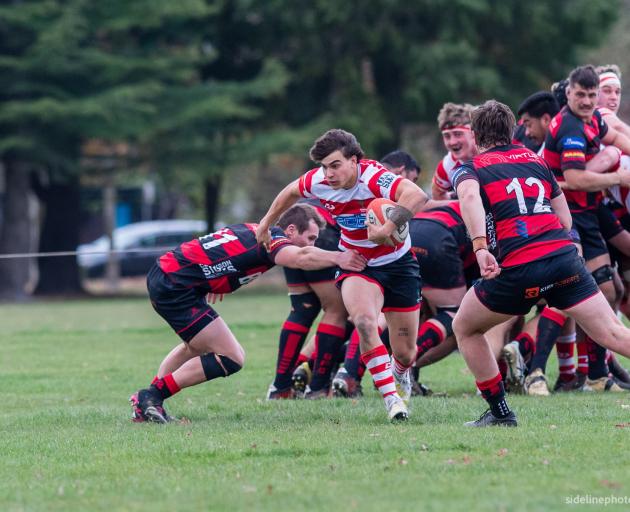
[2,295,630,511]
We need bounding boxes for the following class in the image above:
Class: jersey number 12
[505,177,551,214]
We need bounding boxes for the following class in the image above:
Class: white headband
[599,71,621,88]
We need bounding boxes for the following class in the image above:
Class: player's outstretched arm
[274,246,367,272]
[256,179,301,248]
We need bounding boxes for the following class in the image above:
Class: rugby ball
[366,198,409,245]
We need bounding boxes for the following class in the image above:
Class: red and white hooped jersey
[432,152,461,193]
[298,159,411,266]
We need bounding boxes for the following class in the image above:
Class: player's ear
[285,224,296,237]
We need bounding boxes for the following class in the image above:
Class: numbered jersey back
[451,145,572,267]
[158,224,292,293]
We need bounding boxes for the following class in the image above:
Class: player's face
[401,168,419,183]
[567,84,598,121]
[598,84,621,114]
[320,150,358,189]
[441,128,477,161]
[521,112,549,146]
[286,220,320,247]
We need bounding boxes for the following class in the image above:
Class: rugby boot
[303,385,331,399]
[524,368,550,396]
[464,408,518,427]
[291,362,312,396]
[502,341,526,394]
[130,389,173,424]
[266,383,295,400]
[384,394,408,422]
[392,357,412,404]
[586,376,629,392]
[332,367,363,398]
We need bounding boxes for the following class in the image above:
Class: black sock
[273,320,310,390]
[343,329,363,380]
[530,308,565,373]
[310,324,346,391]
[477,374,511,418]
[586,337,609,379]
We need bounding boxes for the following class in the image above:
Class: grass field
[2,293,630,511]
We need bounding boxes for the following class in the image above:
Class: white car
[77,219,207,277]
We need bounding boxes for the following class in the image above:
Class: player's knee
[288,292,321,327]
[451,314,467,340]
[221,354,243,374]
[200,353,243,380]
[353,313,378,340]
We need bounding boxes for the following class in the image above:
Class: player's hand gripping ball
[366,198,409,245]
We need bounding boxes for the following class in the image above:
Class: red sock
[150,373,181,400]
[392,356,411,378]
[361,344,396,398]
[556,334,576,382]
[576,340,589,375]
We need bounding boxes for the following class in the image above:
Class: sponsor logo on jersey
[485,212,497,250]
[561,137,586,149]
[336,213,366,229]
[524,287,540,298]
[199,260,237,279]
[451,166,470,187]
[376,173,395,188]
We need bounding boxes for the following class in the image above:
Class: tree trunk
[0,160,32,301]
[34,175,84,296]
[205,176,222,231]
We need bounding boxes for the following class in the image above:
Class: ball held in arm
[366,198,410,245]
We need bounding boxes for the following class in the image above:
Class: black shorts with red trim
[335,251,422,312]
[412,220,466,289]
[146,264,219,342]
[571,210,609,262]
[474,246,598,315]
[284,225,340,286]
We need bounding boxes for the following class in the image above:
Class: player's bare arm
[367,179,425,244]
[456,178,500,279]
[273,245,366,272]
[549,193,572,231]
[256,179,302,248]
[431,182,451,201]
[563,167,629,191]
[602,124,630,156]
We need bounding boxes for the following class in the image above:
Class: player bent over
[257,129,429,422]
[130,204,366,423]
[452,100,630,427]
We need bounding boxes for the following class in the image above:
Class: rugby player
[256,130,430,421]
[431,103,478,200]
[452,100,630,427]
[540,65,630,393]
[129,204,366,423]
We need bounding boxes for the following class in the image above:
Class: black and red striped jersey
[410,200,474,268]
[452,144,572,267]
[158,224,292,293]
[543,107,609,213]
